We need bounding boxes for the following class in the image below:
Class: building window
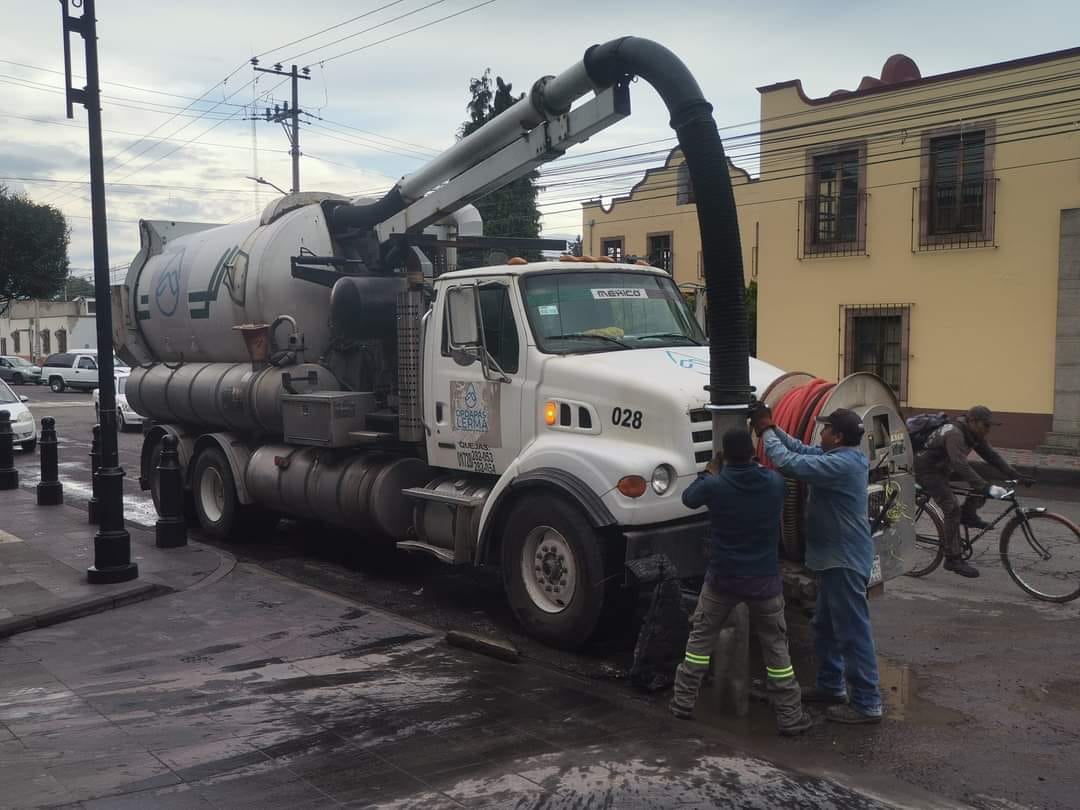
[800,147,867,258]
[56,329,67,353]
[85,299,96,314]
[841,304,912,402]
[647,233,673,274]
[676,163,695,205]
[41,329,51,355]
[601,238,623,261]
[0,337,6,355]
[12,332,20,353]
[915,126,996,250]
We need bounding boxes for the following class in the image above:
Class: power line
[252,0,411,61]
[281,0,452,64]
[0,112,290,157]
[0,59,249,108]
[526,137,1080,227]
[308,0,501,67]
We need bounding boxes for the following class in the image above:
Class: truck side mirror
[447,286,481,348]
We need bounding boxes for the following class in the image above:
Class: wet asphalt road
[11,386,1080,809]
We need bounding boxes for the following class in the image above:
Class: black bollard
[155,434,186,548]
[0,410,17,491]
[36,417,63,506]
[88,424,101,524]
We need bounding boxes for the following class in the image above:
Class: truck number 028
[611,407,643,429]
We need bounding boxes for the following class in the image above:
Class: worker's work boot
[778,710,815,737]
[826,704,882,725]
[944,556,980,578]
[668,700,693,720]
[800,686,847,705]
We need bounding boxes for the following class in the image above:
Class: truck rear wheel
[50,376,65,393]
[501,495,607,650]
[193,448,238,541]
[192,446,278,543]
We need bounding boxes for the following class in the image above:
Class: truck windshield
[7,358,32,367]
[522,271,705,354]
[0,380,16,404]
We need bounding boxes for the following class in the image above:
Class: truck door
[426,279,524,475]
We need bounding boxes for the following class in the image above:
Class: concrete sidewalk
[0,488,961,809]
[0,487,231,639]
[992,446,1080,486]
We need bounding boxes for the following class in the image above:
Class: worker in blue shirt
[671,428,813,736]
[750,404,883,725]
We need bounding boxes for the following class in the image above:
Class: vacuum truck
[114,38,915,649]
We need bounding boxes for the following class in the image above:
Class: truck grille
[689,409,712,465]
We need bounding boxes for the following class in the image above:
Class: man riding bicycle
[914,405,1029,578]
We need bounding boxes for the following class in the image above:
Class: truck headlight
[651,464,675,495]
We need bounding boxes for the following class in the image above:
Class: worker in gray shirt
[750,404,883,725]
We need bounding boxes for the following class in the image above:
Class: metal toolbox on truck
[282,391,375,447]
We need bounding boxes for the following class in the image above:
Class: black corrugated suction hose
[584,37,751,409]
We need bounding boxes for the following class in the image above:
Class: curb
[0,582,171,640]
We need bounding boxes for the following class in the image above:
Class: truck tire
[192,447,237,541]
[50,376,66,393]
[501,495,608,650]
[191,446,278,543]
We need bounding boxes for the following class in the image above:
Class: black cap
[967,405,1002,426]
[816,408,865,442]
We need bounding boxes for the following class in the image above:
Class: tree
[58,275,96,300]
[0,186,70,311]
[459,70,541,261]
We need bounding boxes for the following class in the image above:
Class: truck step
[401,487,486,508]
[396,540,458,564]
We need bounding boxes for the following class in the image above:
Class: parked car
[0,378,37,451]
[0,356,43,386]
[42,351,101,392]
[92,370,143,431]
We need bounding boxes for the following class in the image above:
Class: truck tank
[120,194,347,366]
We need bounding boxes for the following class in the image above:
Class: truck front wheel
[501,495,608,650]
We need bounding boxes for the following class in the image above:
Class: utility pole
[250,60,310,194]
[59,0,137,584]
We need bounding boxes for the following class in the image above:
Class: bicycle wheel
[907,498,945,577]
[1000,511,1080,603]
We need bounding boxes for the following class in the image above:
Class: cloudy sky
[2,0,1077,276]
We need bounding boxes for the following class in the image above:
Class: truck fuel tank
[128,361,339,436]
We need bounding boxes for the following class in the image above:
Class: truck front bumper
[623,517,710,580]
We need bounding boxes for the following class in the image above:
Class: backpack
[906,412,948,454]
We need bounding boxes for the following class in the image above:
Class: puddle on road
[691,656,964,734]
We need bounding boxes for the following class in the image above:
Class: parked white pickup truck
[42,350,129,393]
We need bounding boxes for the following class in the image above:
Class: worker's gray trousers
[672,582,803,727]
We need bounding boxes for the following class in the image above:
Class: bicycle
[907,480,1080,603]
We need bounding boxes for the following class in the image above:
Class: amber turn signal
[617,475,647,498]
[544,401,558,426]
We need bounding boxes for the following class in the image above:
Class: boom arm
[376,84,629,238]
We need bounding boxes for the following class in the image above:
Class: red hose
[756,378,835,467]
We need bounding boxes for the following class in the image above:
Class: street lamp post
[59,0,137,584]
[245,175,288,196]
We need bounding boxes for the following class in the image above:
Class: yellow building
[583,47,1080,451]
